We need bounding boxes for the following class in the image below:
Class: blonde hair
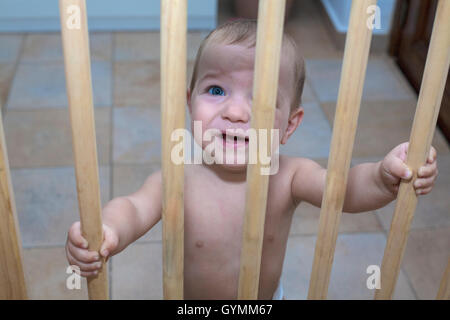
[189,19,306,111]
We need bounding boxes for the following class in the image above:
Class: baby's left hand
[379,142,438,196]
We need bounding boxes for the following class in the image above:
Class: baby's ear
[281,107,304,145]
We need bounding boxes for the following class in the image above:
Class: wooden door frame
[389,0,450,143]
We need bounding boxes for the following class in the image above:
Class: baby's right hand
[65,221,119,277]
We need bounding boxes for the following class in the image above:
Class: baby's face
[187,42,300,170]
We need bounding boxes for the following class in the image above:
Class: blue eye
[208,86,225,96]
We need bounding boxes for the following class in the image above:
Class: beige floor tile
[114,61,160,108]
[218,0,343,60]
[402,227,450,299]
[22,246,89,299]
[282,101,332,159]
[321,100,450,158]
[307,58,417,103]
[114,32,160,61]
[12,166,110,247]
[111,242,163,299]
[112,164,161,198]
[145,221,162,242]
[290,201,384,236]
[113,106,162,164]
[301,79,318,104]
[375,154,450,230]
[21,32,112,62]
[284,1,343,60]
[0,63,15,106]
[285,21,342,60]
[7,61,112,109]
[114,60,195,109]
[4,108,111,168]
[89,33,114,61]
[114,31,206,62]
[282,234,416,299]
[0,34,23,62]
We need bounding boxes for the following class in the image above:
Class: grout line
[9,164,110,171]
[287,230,387,239]
[4,105,111,112]
[22,243,66,250]
[2,32,27,118]
[401,265,419,300]
[8,162,160,171]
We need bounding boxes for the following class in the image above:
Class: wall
[0,0,217,32]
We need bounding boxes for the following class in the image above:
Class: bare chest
[183,169,294,260]
[184,178,245,254]
[181,165,296,298]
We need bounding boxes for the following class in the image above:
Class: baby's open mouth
[221,132,249,147]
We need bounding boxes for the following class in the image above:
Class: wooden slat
[0,109,27,300]
[307,0,377,300]
[160,0,186,300]
[437,257,450,300]
[59,0,108,300]
[238,0,286,300]
[375,0,450,300]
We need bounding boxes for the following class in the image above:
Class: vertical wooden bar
[0,109,28,299]
[437,257,450,300]
[160,0,186,300]
[238,0,286,300]
[307,0,377,300]
[375,0,450,300]
[59,0,108,300]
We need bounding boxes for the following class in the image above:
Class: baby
[65,20,438,300]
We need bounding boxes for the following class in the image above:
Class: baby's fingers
[414,175,436,191]
[68,221,88,249]
[67,240,100,263]
[418,161,438,178]
[415,186,433,196]
[80,270,99,278]
[66,249,103,274]
[427,146,437,164]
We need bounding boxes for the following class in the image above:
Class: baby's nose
[222,100,251,123]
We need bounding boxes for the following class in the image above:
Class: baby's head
[187,19,306,169]
[189,19,305,112]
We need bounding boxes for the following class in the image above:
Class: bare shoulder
[267,155,315,198]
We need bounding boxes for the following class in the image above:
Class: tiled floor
[1,0,449,300]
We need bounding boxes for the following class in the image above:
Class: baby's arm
[290,158,327,208]
[290,143,438,213]
[290,159,400,213]
[292,159,402,213]
[66,171,162,276]
[343,143,438,212]
[101,170,162,255]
